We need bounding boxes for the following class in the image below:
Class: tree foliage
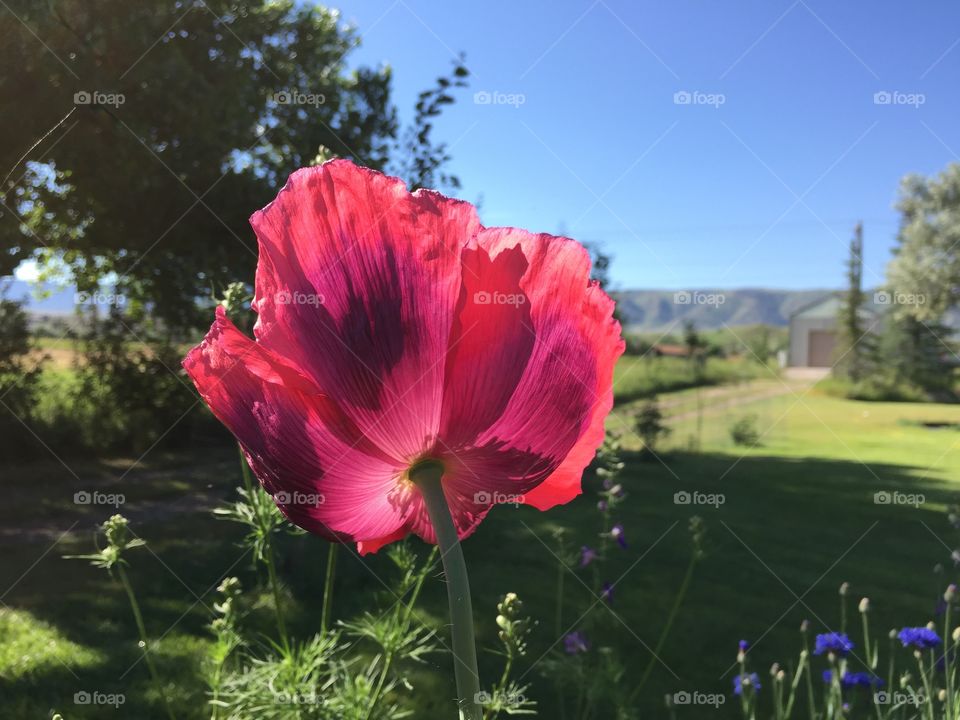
[1,0,467,329]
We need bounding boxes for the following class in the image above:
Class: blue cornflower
[898,627,941,650]
[822,670,884,688]
[814,632,855,656]
[733,672,761,695]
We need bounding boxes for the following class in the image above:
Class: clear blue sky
[333,0,960,291]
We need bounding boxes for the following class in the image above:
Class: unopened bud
[859,597,870,613]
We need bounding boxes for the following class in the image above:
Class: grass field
[2,375,960,718]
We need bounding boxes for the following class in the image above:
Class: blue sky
[333,0,960,291]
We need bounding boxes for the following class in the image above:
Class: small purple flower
[814,632,854,656]
[597,500,608,512]
[564,631,589,655]
[580,546,598,568]
[738,640,749,652]
[610,523,627,549]
[733,672,761,695]
[601,581,614,604]
[898,627,941,650]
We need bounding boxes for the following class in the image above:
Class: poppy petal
[250,159,481,463]
[183,307,411,543]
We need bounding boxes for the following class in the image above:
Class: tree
[887,163,960,322]
[834,222,870,381]
[884,164,960,398]
[1,0,468,330]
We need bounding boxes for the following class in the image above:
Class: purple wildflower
[898,627,941,650]
[813,632,854,656]
[564,631,590,655]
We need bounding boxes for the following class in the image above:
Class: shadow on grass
[1,447,958,718]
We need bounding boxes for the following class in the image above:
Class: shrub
[0,293,45,459]
[729,415,761,446]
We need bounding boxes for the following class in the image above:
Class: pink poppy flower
[184,160,623,554]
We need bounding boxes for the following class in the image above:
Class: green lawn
[2,387,959,718]
[613,354,773,403]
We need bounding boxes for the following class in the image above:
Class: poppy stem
[411,462,482,720]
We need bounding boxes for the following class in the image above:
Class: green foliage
[835,222,874,383]
[635,397,671,457]
[729,415,761,447]
[0,289,45,458]
[1,0,467,330]
[887,162,960,321]
[67,308,199,452]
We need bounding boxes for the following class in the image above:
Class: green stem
[411,462,482,720]
[630,552,697,702]
[117,564,176,720]
[238,446,288,645]
[264,542,288,644]
[320,542,338,635]
[366,547,438,720]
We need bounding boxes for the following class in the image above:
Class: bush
[0,293,45,459]
[729,415,761,446]
[61,308,201,454]
[635,396,671,457]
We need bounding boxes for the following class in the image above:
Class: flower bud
[839,582,850,596]
[859,597,870,613]
[946,585,957,603]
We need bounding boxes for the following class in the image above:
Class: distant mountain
[613,288,837,332]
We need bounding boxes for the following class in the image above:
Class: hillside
[614,288,836,332]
